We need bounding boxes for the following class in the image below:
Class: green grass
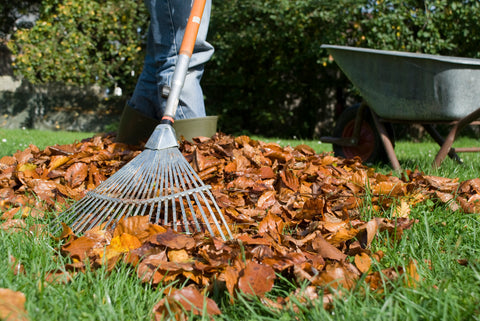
[0,128,95,157]
[1,129,480,320]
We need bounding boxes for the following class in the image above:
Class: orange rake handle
[179,0,207,57]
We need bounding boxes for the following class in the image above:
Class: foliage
[206,0,480,137]
[205,0,348,137]
[345,0,480,57]
[6,0,480,137]
[7,0,148,94]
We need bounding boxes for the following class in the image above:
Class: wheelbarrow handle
[162,0,207,124]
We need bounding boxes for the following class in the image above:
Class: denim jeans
[128,0,214,120]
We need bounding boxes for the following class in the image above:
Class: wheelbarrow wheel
[333,104,395,164]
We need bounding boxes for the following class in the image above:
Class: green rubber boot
[116,104,160,145]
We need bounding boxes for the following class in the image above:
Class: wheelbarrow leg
[369,110,401,171]
[422,124,463,164]
[430,107,480,168]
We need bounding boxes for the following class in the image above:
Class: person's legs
[129,0,213,120]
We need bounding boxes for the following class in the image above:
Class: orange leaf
[153,286,221,320]
[224,266,239,299]
[238,261,275,296]
[258,213,284,236]
[147,229,196,250]
[61,236,97,261]
[48,155,71,171]
[65,162,88,188]
[405,260,420,288]
[105,233,142,258]
[113,216,150,238]
[0,288,28,321]
[371,181,405,196]
[257,190,277,209]
[168,249,190,263]
[311,234,347,261]
[354,253,372,273]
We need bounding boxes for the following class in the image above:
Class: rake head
[54,124,233,241]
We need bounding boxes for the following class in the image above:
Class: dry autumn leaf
[354,252,372,273]
[3,132,479,317]
[153,286,221,320]
[0,288,28,321]
[238,261,276,296]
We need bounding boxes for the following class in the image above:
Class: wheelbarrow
[320,44,480,170]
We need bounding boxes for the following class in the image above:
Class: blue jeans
[128,0,214,120]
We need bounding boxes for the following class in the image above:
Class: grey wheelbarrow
[320,44,480,170]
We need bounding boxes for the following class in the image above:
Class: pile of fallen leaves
[1,132,480,319]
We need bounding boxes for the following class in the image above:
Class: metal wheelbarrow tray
[321,44,480,169]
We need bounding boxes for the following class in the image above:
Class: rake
[53,0,233,241]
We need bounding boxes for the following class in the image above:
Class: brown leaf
[238,261,276,296]
[311,234,347,261]
[357,218,380,248]
[371,181,405,196]
[0,219,26,232]
[14,149,33,164]
[153,286,221,320]
[44,269,75,284]
[257,190,277,209]
[354,252,372,273]
[0,156,16,167]
[9,256,25,276]
[65,163,88,188]
[317,262,358,289]
[224,265,240,299]
[61,236,97,261]
[425,175,459,192]
[147,229,196,250]
[258,213,284,242]
[280,170,299,191]
[0,288,28,321]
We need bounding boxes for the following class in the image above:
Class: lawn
[1,129,479,320]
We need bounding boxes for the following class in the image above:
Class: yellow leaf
[17,163,36,172]
[48,155,71,171]
[103,233,141,259]
[406,260,420,288]
[393,199,411,218]
[167,249,190,263]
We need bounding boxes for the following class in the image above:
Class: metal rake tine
[205,189,233,239]
[175,155,218,235]
[74,196,118,232]
[154,152,169,226]
[132,151,160,218]
[175,158,217,237]
[170,156,193,234]
[121,153,152,201]
[66,196,107,232]
[165,153,178,230]
[160,151,173,227]
[147,151,165,221]
[94,153,145,195]
[171,158,201,233]
[174,149,231,239]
